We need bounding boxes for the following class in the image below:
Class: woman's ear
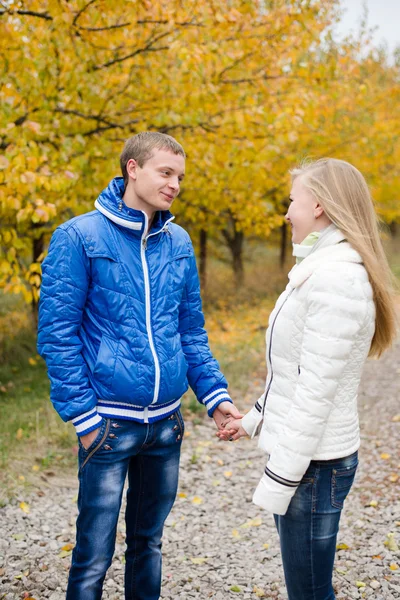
[314,203,324,219]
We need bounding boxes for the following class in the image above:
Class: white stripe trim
[71,407,97,425]
[201,387,228,404]
[95,199,142,230]
[74,413,102,433]
[140,212,161,405]
[205,393,231,411]
[98,398,181,420]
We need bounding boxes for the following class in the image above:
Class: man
[37,132,241,600]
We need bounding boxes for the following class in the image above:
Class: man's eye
[162,171,170,175]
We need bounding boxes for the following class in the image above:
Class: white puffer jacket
[242,226,375,516]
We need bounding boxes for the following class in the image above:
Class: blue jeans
[66,410,184,600]
[274,451,358,600]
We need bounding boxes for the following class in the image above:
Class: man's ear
[126,159,138,181]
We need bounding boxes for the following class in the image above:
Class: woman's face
[285,177,322,244]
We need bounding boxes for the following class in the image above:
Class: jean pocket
[79,419,111,469]
[331,463,358,509]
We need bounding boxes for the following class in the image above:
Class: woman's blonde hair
[290,158,397,358]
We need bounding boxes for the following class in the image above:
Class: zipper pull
[142,238,147,250]
[118,201,123,212]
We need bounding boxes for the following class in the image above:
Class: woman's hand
[216,418,248,441]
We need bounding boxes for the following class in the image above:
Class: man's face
[126,149,185,217]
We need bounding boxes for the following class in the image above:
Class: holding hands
[216,417,248,442]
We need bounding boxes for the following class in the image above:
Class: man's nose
[168,177,179,191]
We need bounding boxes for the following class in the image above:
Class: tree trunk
[223,226,244,288]
[31,234,44,326]
[199,229,207,292]
[280,221,287,269]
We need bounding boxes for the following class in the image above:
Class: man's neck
[122,187,156,232]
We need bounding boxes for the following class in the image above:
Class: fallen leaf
[372,554,383,559]
[390,563,398,571]
[192,496,203,505]
[190,557,208,565]
[28,357,37,366]
[12,533,25,540]
[391,414,400,422]
[389,474,399,483]
[217,459,224,466]
[263,543,269,550]
[232,529,241,538]
[253,585,266,597]
[224,471,232,477]
[230,585,242,592]
[61,543,74,552]
[16,428,23,440]
[177,492,187,499]
[384,533,399,552]
[19,502,30,514]
[356,581,366,588]
[380,453,391,460]
[336,568,347,575]
[240,517,262,528]
[369,500,378,507]
[32,465,40,472]
[58,549,72,558]
[336,542,349,550]
[18,475,25,482]
[212,480,220,486]
[184,431,191,437]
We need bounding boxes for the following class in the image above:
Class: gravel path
[1,340,399,600]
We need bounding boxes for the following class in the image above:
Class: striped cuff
[199,385,232,417]
[71,408,103,436]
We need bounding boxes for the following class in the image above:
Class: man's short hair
[120,132,186,187]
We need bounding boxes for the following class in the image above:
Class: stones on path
[0,341,399,598]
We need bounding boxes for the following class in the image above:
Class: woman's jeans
[66,410,184,600]
[274,451,358,600]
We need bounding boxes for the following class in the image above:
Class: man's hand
[212,401,243,431]
[80,427,101,450]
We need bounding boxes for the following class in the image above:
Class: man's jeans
[66,410,184,600]
[274,451,358,600]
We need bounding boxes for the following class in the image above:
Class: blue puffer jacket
[37,177,231,436]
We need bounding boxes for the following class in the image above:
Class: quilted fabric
[37,177,230,435]
[242,226,376,515]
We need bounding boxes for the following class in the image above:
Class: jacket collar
[288,224,363,288]
[94,177,174,235]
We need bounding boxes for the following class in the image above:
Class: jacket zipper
[262,288,294,417]
[140,215,175,422]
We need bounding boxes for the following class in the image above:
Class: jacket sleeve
[37,226,103,436]
[253,270,371,515]
[178,251,232,416]
[241,393,265,438]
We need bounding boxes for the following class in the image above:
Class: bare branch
[72,0,97,27]
[0,8,52,20]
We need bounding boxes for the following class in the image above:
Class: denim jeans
[66,410,184,600]
[274,451,358,600]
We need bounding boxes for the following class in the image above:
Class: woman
[218,159,397,599]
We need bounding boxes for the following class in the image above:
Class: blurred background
[0,0,399,496]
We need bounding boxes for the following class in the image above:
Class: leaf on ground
[380,453,391,460]
[232,529,241,538]
[177,492,187,498]
[336,543,349,551]
[224,471,232,477]
[184,431,191,437]
[240,517,262,528]
[13,533,25,540]
[212,480,220,486]
[263,543,269,550]
[19,502,30,514]
[18,475,25,482]
[61,543,74,552]
[230,585,242,592]
[253,585,266,597]
[389,474,399,483]
[372,555,383,559]
[384,533,399,552]
[32,465,40,472]
[16,428,23,440]
[190,557,208,565]
[391,414,400,422]
[217,459,224,466]
[390,563,399,571]
[58,549,72,558]
[191,496,203,505]
[336,568,347,575]
[28,357,37,366]
[356,581,366,588]
[369,500,378,507]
